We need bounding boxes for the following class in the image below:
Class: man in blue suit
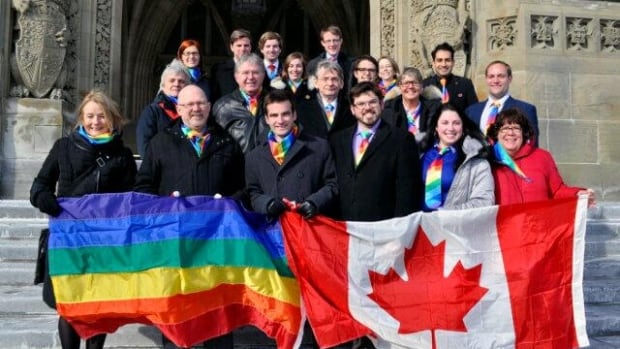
[466,60,539,145]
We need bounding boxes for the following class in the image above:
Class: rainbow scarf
[240,89,260,116]
[405,104,421,135]
[187,67,201,83]
[485,102,500,135]
[493,142,531,182]
[379,79,397,96]
[77,125,114,145]
[288,80,301,94]
[268,125,299,165]
[355,130,373,167]
[424,145,451,209]
[324,103,335,125]
[48,193,302,348]
[440,78,450,104]
[181,124,211,157]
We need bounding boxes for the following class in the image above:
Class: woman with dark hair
[270,51,311,102]
[420,104,494,211]
[487,107,595,206]
[177,39,212,100]
[349,54,378,90]
[30,90,137,349]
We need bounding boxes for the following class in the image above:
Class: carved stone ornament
[600,19,620,53]
[380,0,396,57]
[530,15,559,49]
[566,17,593,51]
[10,0,68,98]
[488,16,517,51]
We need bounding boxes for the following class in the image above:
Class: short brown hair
[349,81,383,105]
[487,107,535,143]
[264,89,296,114]
[485,60,512,77]
[320,25,342,40]
[229,29,251,45]
[258,31,282,51]
[282,52,307,81]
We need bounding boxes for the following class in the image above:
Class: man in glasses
[307,25,353,93]
[465,60,539,145]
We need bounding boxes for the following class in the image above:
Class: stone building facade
[0,0,619,200]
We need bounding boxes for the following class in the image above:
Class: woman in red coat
[487,107,595,206]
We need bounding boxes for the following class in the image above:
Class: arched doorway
[121,0,369,150]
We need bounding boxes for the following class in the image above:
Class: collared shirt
[480,94,510,132]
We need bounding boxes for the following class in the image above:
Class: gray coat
[442,136,495,210]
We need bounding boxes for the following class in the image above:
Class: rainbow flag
[48,192,303,348]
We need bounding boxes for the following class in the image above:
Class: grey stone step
[584,278,620,304]
[588,204,620,220]
[0,261,37,285]
[585,257,620,280]
[0,219,49,239]
[588,336,620,349]
[0,285,50,314]
[0,200,47,219]
[0,239,38,261]
[585,239,620,259]
[586,304,620,337]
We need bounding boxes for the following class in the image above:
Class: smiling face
[432,49,454,78]
[81,101,111,137]
[181,45,200,68]
[287,58,304,81]
[321,32,342,57]
[399,75,422,102]
[235,61,264,95]
[162,72,188,97]
[353,59,378,83]
[378,58,395,81]
[351,91,383,130]
[265,100,297,140]
[177,85,210,131]
[485,63,513,99]
[435,109,463,148]
[497,122,524,156]
[230,37,252,60]
[315,67,343,100]
[261,39,281,62]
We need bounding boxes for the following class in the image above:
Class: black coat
[245,131,338,216]
[134,120,245,197]
[307,51,353,95]
[135,92,178,158]
[329,121,423,221]
[422,74,478,116]
[295,92,355,139]
[381,95,441,144]
[210,58,237,102]
[212,89,269,154]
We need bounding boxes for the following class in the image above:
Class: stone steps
[0,201,619,348]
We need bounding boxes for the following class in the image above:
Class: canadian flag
[280,197,590,349]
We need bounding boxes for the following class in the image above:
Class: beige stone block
[572,74,619,121]
[600,164,620,201]
[547,120,597,163]
[599,122,620,164]
[522,71,571,120]
[556,163,600,194]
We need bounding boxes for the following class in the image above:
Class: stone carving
[566,17,593,51]
[409,0,470,77]
[488,16,517,51]
[531,15,559,49]
[381,0,396,57]
[94,0,112,88]
[9,0,69,98]
[600,19,620,53]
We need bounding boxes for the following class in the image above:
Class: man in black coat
[296,60,355,139]
[210,29,252,102]
[330,82,423,222]
[245,89,337,220]
[306,25,353,95]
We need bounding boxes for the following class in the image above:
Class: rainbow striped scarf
[355,130,373,167]
[493,142,531,182]
[181,124,210,157]
[268,125,299,165]
[440,78,450,104]
[424,145,450,209]
[77,125,114,145]
[379,79,397,96]
[405,104,421,135]
[288,80,302,94]
[240,89,259,116]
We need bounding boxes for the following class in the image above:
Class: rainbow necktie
[493,142,531,182]
[324,103,335,125]
[485,102,500,135]
[440,78,449,104]
[406,105,421,135]
[268,125,299,165]
[241,90,259,116]
[355,130,373,167]
[425,146,450,209]
[181,124,210,157]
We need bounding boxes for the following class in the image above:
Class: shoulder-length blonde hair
[75,90,126,132]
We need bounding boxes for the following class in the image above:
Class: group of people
[30,24,595,349]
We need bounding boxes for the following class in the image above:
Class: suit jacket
[329,121,423,221]
[245,131,338,216]
[381,95,442,144]
[465,96,539,145]
[296,92,355,139]
[210,58,237,102]
[307,51,353,94]
[423,74,478,115]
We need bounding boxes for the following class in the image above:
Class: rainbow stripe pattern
[268,125,299,165]
[493,142,531,182]
[48,192,302,348]
[440,78,449,104]
[241,90,259,116]
[424,146,450,209]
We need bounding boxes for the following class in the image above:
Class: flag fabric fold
[48,192,303,348]
[280,197,589,349]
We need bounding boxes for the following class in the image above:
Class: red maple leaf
[368,226,488,349]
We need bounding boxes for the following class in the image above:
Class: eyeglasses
[322,39,341,44]
[178,101,210,109]
[182,52,200,57]
[499,126,522,133]
[353,99,380,108]
[355,68,377,73]
[400,80,421,87]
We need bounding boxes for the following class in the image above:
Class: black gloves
[296,201,317,219]
[266,199,287,217]
[36,192,62,217]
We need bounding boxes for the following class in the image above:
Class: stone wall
[371,0,620,201]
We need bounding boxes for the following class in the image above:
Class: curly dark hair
[487,107,535,144]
